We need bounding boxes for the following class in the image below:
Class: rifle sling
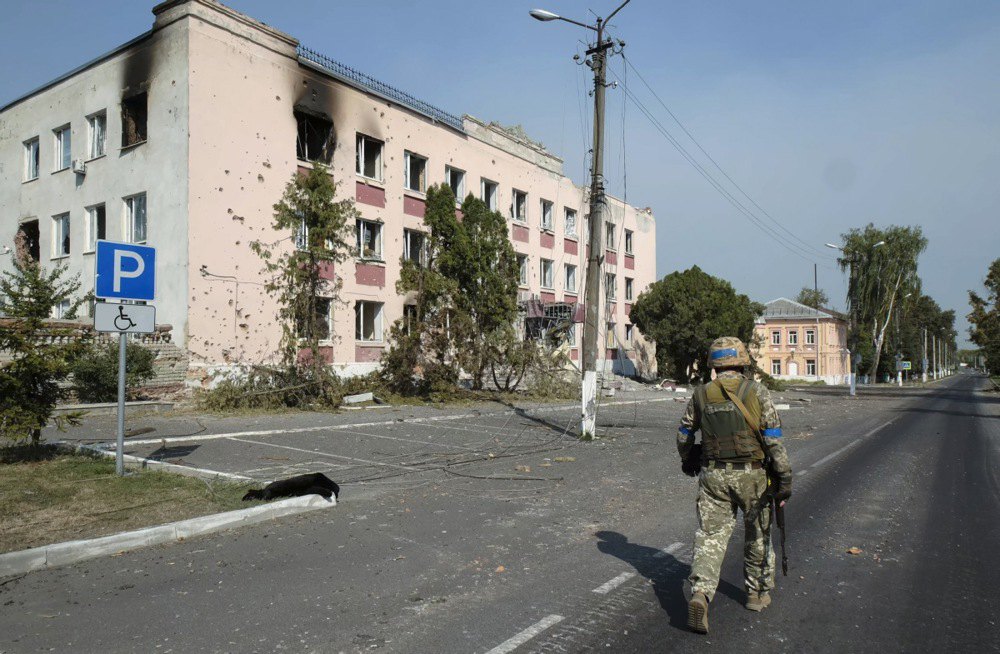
[718,381,768,453]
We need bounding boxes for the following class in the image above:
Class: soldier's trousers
[689,466,775,601]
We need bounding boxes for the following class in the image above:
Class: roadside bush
[71,342,156,403]
[198,366,389,412]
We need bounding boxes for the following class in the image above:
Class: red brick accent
[563,293,578,303]
[570,348,579,360]
[355,344,384,363]
[606,348,617,359]
[355,262,385,287]
[624,303,632,317]
[356,181,386,208]
[541,291,556,303]
[624,254,635,270]
[456,208,463,221]
[317,261,335,281]
[297,165,311,177]
[297,346,333,366]
[564,238,578,255]
[540,232,554,249]
[573,304,586,323]
[512,224,529,243]
[606,250,617,265]
[403,195,425,217]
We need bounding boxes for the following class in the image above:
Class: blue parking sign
[95,240,156,301]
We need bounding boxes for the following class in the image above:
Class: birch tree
[837,224,927,380]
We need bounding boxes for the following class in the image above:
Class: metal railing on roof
[297,45,465,133]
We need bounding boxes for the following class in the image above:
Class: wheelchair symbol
[113,306,137,331]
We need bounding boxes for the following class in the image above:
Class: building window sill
[403,189,426,199]
[356,341,385,347]
[356,257,385,266]
[22,177,38,184]
[121,141,147,152]
[51,254,70,261]
[356,174,385,188]
[540,227,554,234]
[564,234,578,241]
[51,167,69,175]
[85,154,106,164]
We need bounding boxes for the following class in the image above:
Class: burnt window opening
[121,92,148,147]
[15,220,40,263]
[295,110,334,164]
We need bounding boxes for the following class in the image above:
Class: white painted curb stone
[0,494,335,578]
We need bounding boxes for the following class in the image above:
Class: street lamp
[530,1,630,439]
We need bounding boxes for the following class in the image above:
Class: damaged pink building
[0,0,657,381]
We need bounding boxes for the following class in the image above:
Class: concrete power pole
[530,0,631,438]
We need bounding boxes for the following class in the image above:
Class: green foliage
[885,292,955,378]
[629,266,764,382]
[70,341,156,403]
[251,164,356,371]
[0,258,90,443]
[382,185,521,394]
[969,258,1000,372]
[836,224,928,380]
[795,287,829,310]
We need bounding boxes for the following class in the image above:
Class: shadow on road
[595,531,742,631]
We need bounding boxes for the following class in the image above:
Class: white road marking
[795,470,808,477]
[484,614,565,654]
[227,437,414,471]
[809,419,896,469]
[327,427,477,451]
[592,571,636,594]
[116,397,675,447]
[653,541,684,558]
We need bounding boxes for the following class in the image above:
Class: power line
[621,54,836,262]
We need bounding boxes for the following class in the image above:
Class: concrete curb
[57,441,258,482]
[53,400,174,417]
[0,494,335,578]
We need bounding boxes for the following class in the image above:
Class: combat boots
[687,591,709,633]
[745,591,771,612]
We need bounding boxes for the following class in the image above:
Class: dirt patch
[0,447,257,553]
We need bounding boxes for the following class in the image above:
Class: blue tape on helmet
[710,348,739,360]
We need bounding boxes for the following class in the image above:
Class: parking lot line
[484,614,565,654]
[227,437,416,471]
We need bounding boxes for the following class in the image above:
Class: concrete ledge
[53,400,174,417]
[0,494,335,578]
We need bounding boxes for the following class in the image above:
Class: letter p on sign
[95,241,156,302]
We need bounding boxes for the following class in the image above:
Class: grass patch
[0,445,258,554]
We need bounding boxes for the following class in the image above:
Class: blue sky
[3,1,998,346]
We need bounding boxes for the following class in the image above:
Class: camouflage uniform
[678,369,792,601]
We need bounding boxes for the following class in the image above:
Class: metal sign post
[94,241,156,476]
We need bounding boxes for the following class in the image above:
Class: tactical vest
[694,377,765,462]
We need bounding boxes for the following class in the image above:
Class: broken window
[541,259,554,289]
[403,304,418,335]
[512,190,527,222]
[23,138,39,181]
[605,273,616,301]
[124,193,147,244]
[625,229,634,254]
[564,207,577,236]
[356,219,382,260]
[356,133,383,180]
[606,322,617,349]
[53,125,71,171]
[517,254,528,285]
[625,324,634,345]
[445,166,465,199]
[296,297,332,341]
[294,213,309,251]
[121,93,147,147]
[567,323,576,346]
[565,264,577,294]
[52,213,70,257]
[85,204,106,252]
[295,110,334,164]
[540,200,553,231]
[52,299,72,319]
[355,301,383,342]
[481,178,498,211]
[403,229,427,267]
[87,111,107,159]
[15,220,40,263]
[404,151,426,192]
[605,221,616,250]
[625,277,633,301]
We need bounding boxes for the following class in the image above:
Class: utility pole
[922,327,928,383]
[932,333,937,380]
[531,0,630,438]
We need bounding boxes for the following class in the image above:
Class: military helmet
[708,336,750,369]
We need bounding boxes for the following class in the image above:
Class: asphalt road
[2,373,997,653]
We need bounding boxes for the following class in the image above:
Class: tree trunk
[867,272,902,381]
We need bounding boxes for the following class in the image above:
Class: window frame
[481,178,498,211]
[52,213,70,258]
[605,221,616,250]
[355,300,384,343]
[512,189,528,223]
[540,258,554,289]
[124,193,147,244]
[805,329,816,345]
[294,110,334,164]
[565,264,577,294]
[771,359,782,375]
[540,199,554,231]
[356,218,383,261]
[625,323,634,345]
[403,151,427,193]
[84,204,106,253]
[445,165,465,200]
[53,125,71,172]
[625,277,634,301]
[605,272,617,301]
[86,111,107,160]
[788,330,799,346]
[771,330,781,345]
[517,254,528,286]
[605,322,617,349]
[564,207,577,237]
[624,229,634,255]
[403,228,427,267]
[24,137,40,181]
[806,359,817,376]
[355,133,384,182]
[121,92,148,148]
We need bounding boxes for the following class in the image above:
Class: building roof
[760,297,844,322]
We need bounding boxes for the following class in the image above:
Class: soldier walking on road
[677,337,793,634]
